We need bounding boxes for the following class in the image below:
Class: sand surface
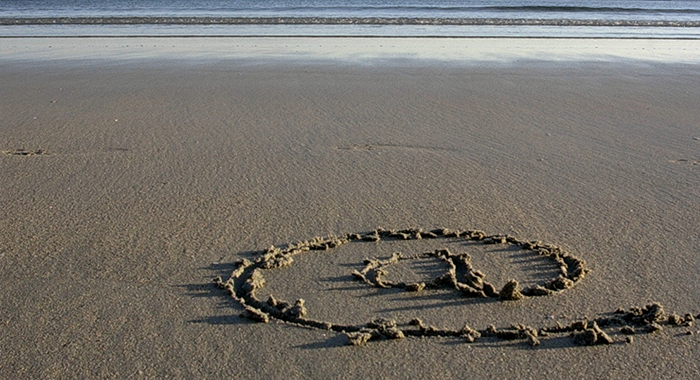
[3,36,700,63]
[2,38,700,379]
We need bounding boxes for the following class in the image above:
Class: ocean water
[1,0,699,38]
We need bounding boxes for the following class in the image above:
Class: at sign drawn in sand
[215,227,697,347]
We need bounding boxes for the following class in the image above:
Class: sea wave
[246,5,700,15]
[473,5,700,15]
[2,17,699,27]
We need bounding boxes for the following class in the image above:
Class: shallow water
[2,0,700,37]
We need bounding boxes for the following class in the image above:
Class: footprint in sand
[2,148,48,156]
[670,158,699,166]
[335,143,456,153]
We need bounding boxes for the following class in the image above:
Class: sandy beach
[1,37,699,379]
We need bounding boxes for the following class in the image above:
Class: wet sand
[2,38,700,379]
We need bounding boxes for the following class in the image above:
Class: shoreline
[2,36,700,64]
[4,34,700,39]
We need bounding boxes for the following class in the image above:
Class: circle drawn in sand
[214,227,694,347]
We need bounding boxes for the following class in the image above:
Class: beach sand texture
[2,39,700,378]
